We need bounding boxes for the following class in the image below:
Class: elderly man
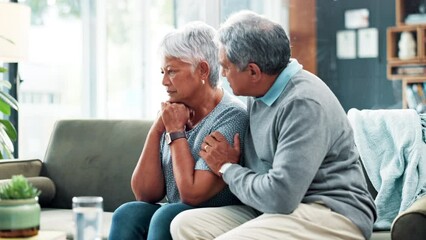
[170,10,376,240]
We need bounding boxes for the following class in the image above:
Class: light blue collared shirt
[256,59,303,106]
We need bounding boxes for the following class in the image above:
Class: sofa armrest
[391,195,426,240]
[0,159,43,179]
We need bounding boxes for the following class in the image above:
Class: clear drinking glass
[72,196,103,240]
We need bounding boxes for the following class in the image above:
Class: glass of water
[72,196,103,240]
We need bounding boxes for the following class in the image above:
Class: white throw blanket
[347,108,426,230]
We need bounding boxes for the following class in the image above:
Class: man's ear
[247,63,262,82]
[199,61,210,80]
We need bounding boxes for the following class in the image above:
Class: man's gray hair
[217,10,291,75]
[159,21,220,87]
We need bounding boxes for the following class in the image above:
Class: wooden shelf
[386,24,426,80]
[387,62,426,80]
[396,0,426,26]
[388,0,426,110]
[386,25,426,63]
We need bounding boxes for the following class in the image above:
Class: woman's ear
[198,61,210,80]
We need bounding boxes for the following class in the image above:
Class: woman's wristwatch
[165,131,186,145]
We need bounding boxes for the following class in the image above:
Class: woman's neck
[186,88,223,129]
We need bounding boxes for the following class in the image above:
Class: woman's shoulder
[210,92,248,125]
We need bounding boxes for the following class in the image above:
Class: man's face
[219,47,250,96]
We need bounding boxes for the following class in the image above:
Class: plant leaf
[0,126,14,154]
[0,136,14,159]
[0,175,41,199]
[0,91,18,111]
[0,134,14,158]
[0,119,15,159]
[0,59,18,160]
[0,79,12,89]
[0,99,11,115]
[0,142,13,159]
[0,120,17,141]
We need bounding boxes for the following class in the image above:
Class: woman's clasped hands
[160,102,192,132]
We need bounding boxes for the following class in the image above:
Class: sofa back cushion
[41,119,152,212]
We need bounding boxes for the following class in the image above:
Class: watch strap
[166,131,186,144]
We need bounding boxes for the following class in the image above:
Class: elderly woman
[108,22,248,240]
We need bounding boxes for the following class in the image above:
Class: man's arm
[202,99,332,214]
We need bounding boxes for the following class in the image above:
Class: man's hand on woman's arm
[200,131,241,176]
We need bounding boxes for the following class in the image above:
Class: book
[415,83,426,104]
[395,66,426,75]
[407,83,426,113]
[406,85,418,109]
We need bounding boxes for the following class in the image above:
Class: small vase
[398,31,417,60]
[0,198,41,238]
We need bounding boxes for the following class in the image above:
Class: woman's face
[161,57,199,103]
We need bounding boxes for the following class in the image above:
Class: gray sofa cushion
[29,177,56,206]
[0,159,42,179]
[40,120,151,212]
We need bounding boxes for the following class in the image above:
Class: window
[18,0,288,160]
[19,0,84,159]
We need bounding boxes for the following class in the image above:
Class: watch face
[165,133,172,144]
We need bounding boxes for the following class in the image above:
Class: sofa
[0,118,425,240]
[0,119,152,239]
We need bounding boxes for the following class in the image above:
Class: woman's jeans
[108,201,194,240]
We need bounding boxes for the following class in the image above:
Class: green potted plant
[0,35,19,159]
[0,175,41,238]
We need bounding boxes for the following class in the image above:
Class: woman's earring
[202,79,205,85]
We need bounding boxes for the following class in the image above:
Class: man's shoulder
[220,91,248,112]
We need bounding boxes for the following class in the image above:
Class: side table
[0,230,66,240]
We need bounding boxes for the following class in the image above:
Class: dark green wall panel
[316,0,401,111]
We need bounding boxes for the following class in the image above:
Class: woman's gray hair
[217,10,291,75]
[159,21,220,87]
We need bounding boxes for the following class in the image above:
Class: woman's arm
[163,102,247,206]
[161,102,225,205]
[170,139,226,205]
[131,115,166,203]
